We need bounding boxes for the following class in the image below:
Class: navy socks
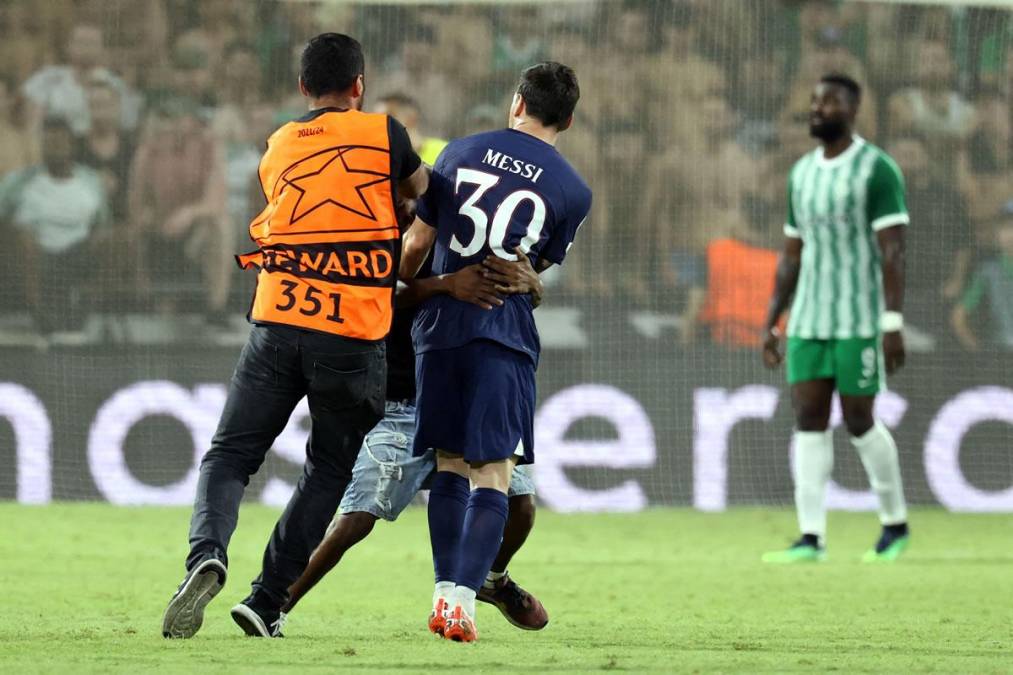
[428,471,470,583]
[456,488,509,593]
[429,475,510,596]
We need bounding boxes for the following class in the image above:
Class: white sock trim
[484,570,507,587]
[454,585,477,618]
[433,581,455,605]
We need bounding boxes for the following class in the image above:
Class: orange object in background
[702,238,781,348]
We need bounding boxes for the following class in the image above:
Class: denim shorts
[338,400,536,521]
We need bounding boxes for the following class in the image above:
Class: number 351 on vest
[236,110,399,341]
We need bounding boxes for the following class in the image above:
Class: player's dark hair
[300,33,364,98]
[820,73,861,104]
[516,62,580,130]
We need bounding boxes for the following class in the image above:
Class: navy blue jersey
[412,128,591,365]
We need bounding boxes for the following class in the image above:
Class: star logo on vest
[281,146,390,224]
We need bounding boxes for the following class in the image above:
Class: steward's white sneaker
[162,559,227,638]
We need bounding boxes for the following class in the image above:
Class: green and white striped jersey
[784,136,908,339]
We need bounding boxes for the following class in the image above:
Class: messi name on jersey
[481,149,544,183]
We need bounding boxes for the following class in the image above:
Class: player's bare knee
[436,451,469,478]
[841,397,875,437]
[342,511,378,542]
[470,459,513,493]
[793,393,831,430]
[843,412,874,438]
[794,406,830,432]
[320,512,376,549]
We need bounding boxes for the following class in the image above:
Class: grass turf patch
[1,504,1010,673]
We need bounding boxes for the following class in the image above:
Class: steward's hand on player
[481,248,544,307]
[446,264,503,310]
[761,328,783,369]
[883,330,906,374]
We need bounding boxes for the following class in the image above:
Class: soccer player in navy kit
[400,62,591,642]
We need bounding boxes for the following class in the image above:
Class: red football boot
[428,596,450,637]
[443,604,479,643]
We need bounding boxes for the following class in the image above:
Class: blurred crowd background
[0,0,1011,353]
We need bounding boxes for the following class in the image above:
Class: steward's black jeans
[186,324,385,608]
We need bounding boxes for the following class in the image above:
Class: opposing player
[400,62,591,642]
[280,252,550,631]
[761,74,910,563]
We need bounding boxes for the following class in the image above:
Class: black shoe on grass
[231,597,286,638]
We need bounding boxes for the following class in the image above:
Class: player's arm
[762,171,803,368]
[399,217,436,281]
[870,156,910,374]
[877,227,905,316]
[878,225,906,373]
[761,236,803,368]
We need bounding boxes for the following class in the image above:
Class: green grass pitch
[1,504,1010,673]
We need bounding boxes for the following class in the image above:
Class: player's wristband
[879,311,903,333]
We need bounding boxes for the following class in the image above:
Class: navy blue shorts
[413,339,535,465]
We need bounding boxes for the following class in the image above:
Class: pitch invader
[762,74,910,563]
[400,62,591,641]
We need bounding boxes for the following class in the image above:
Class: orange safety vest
[701,238,780,348]
[237,109,399,341]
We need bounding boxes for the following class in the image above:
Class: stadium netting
[0,0,1011,511]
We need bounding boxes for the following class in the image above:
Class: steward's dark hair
[300,33,364,98]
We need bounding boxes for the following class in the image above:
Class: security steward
[162,33,427,639]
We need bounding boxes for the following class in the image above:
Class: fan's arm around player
[399,220,544,308]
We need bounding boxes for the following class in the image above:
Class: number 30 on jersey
[450,168,546,260]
